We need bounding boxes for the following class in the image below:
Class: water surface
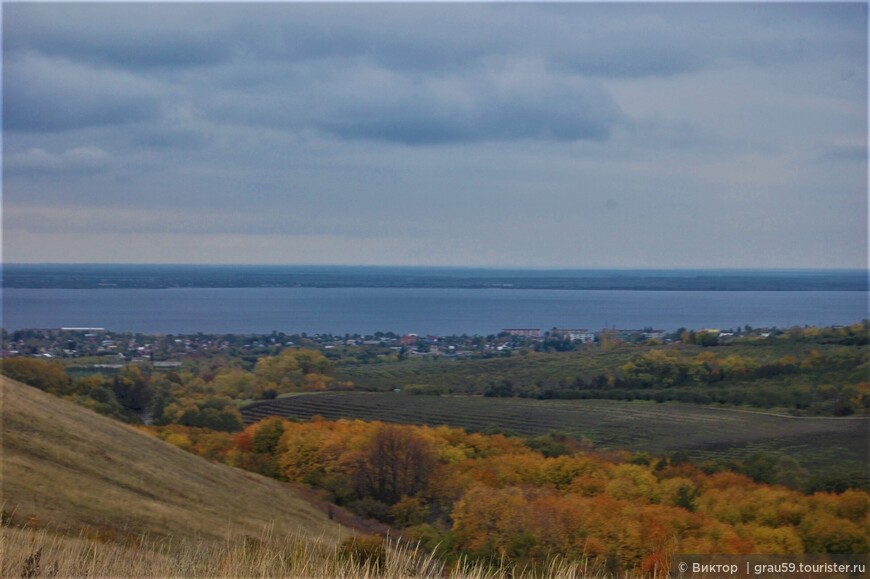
[3,287,866,335]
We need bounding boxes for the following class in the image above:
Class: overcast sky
[3,2,867,268]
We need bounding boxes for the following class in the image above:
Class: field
[241,392,868,474]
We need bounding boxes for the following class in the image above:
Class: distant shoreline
[2,264,868,291]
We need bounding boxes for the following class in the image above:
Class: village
[1,325,763,365]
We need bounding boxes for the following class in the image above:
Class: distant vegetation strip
[3,264,867,290]
[336,326,870,418]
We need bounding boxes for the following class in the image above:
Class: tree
[451,484,533,560]
[695,332,719,347]
[112,365,153,412]
[800,513,868,553]
[660,477,698,512]
[253,417,285,454]
[740,452,780,484]
[212,368,259,399]
[254,348,332,391]
[176,397,244,432]
[352,424,438,505]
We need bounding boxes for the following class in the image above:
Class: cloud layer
[3,3,867,267]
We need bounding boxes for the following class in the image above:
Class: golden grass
[2,522,368,578]
[0,376,345,544]
[1,520,620,578]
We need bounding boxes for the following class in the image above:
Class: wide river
[2,287,867,335]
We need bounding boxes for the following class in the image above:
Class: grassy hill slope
[0,375,345,543]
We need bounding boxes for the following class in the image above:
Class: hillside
[0,375,598,578]
[0,375,345,543]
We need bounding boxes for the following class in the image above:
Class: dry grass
[2,522,362,578]
[0,376,345,543]
[1,520,621,578]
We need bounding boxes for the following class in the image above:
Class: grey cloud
[320,83,621,144]
[334,64,620,144]
[209,61,622,145]
[3,3,233,69]
[3,53,161,132]
[125,118,211,151]
[5,146,111,176]
[241,3,854,78]
[128,128,207,151]
[6,2,861,142]
[3,3,502,77]
[2,3,866,268]
[618,117,728,154]
[224,4,508,71]
[552,3,866,78]
[815,142,869,163]
[11,3,859,82]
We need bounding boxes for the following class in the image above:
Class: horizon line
[3,262,868,273]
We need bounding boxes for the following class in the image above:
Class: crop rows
[241,393,868,472]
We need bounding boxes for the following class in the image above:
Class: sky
[2,2,868,269]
